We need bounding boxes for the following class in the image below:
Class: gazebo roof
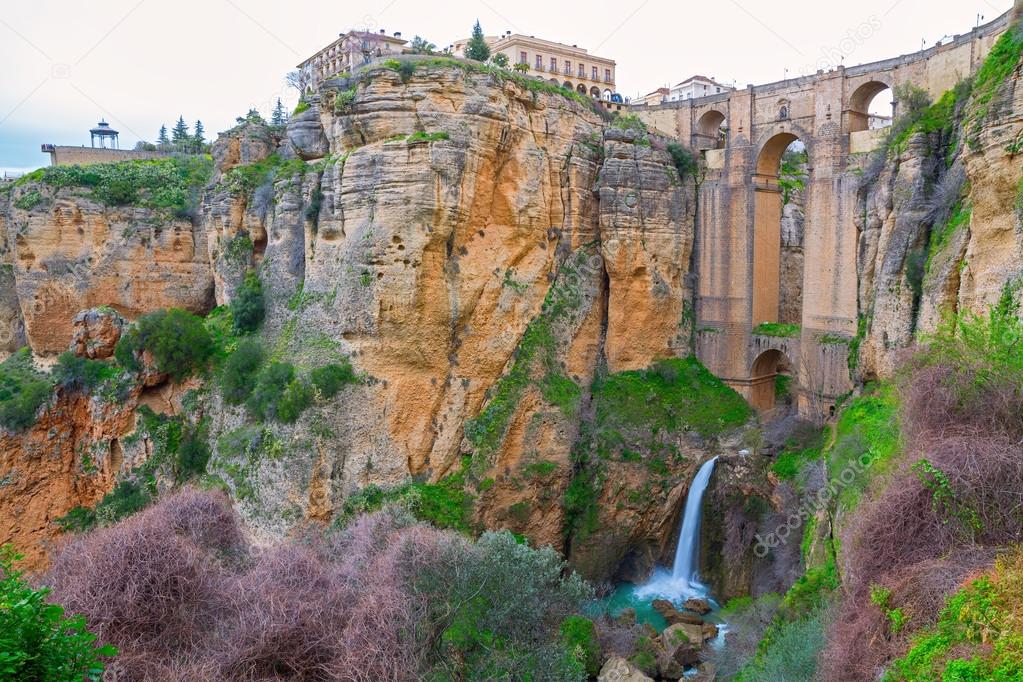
[90,119,118,136]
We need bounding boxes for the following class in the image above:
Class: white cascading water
[635,456,719,602]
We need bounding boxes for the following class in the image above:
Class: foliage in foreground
[46,489,591,681]
[886,548,1023,681]
[0,545,115,681]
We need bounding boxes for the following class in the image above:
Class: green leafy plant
[0,545,116,680]
[559,615,602,677]
[219,338,264,404]
[115,309,215,381]
[752,322,801,338]
[310,361,356,398]
[0,348,53,432]
[230,270,265,334]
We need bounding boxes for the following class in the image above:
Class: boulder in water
[683,597,712,615]
[652,599,703,625]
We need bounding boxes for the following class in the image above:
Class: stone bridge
[634,8,1016,415]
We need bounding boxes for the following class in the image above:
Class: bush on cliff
[115,309,215,382]
[245,362,312,423]
[0,348,53,432]
[230,270,264,334]
[219,338,263,404]
[0,545,116,681]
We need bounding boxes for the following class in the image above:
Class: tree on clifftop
[464,21,490,62]
[157,125,169,147]
[270,99,288,127]
[171,116,190,146]
[192,120,205,150]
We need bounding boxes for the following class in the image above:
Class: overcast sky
[0,0,1012,174]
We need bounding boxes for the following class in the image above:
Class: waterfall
[635,456,719,602]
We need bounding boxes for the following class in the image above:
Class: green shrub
[220,338,264,404]
[560,615,602,677]
[667,142,698,182]
[0,348,53,432]
[293,100,311,115]
[0,545,116,680]
[53,352,118,393]
[176,430,210,482]
[94,481,152,526]
[13,190,43,210]
[246,362,312,423]
[629,635,658,676]
[230,270,265,334]
[115,309,215,381]
[277,377,313,423]
[336,466,473,533]
[53,506,97,534]
[310,361,356,398]
[417,530,590,681]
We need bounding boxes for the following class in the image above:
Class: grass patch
[752,322,801,338]
[827,384,901,510]
[926,201,971,274]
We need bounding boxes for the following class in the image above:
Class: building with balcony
[450,32,617,100]
[297,30,408,91]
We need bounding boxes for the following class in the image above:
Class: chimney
[394,31,401,37]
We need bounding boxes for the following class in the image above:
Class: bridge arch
[752,129,810,327]
[847,80,893,132]
[750,349,794,412]
[696,110,726,149]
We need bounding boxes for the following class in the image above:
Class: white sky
[0,0,1012,174]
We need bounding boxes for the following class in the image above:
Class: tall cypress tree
[464,21,490,62]
[270,98,287,127]
[157,124,169,146]
[171,116,190,146]
[192,120,205,151]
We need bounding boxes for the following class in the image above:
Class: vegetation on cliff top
[0,348,53,432]
[15,156,212,218]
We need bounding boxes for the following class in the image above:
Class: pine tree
[270,98,287,127]
[464,21,490,62]
[157,124,169,147]
[192,120,205,151]
[171,116,190,147]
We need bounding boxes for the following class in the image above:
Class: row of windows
[518,52,612,82]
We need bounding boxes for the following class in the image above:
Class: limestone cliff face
[0,185,214,355]
[855,57,1023,378]
[191,62,702,567]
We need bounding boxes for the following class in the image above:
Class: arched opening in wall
[590,86,601,98]
[602,89,613,101]
[548,78,559,86]
[753,133,807,328]
[848,81,893,133]
[750,349,795,412]
[577,83,587,94]
[695,110,726,150]
[563,81,573,90]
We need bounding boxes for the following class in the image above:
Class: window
[536,54,543,69]
[578,64,585,78]
[605,68,611,82]
[591,66,598,80]
[550,57,557,72]
[716,87,721,93]
[565,60,571,75]
[520,51,527,64]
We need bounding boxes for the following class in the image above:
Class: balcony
[604,77,613,84]
[535,64,545,72]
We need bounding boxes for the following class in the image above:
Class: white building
[668,75,733,102]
